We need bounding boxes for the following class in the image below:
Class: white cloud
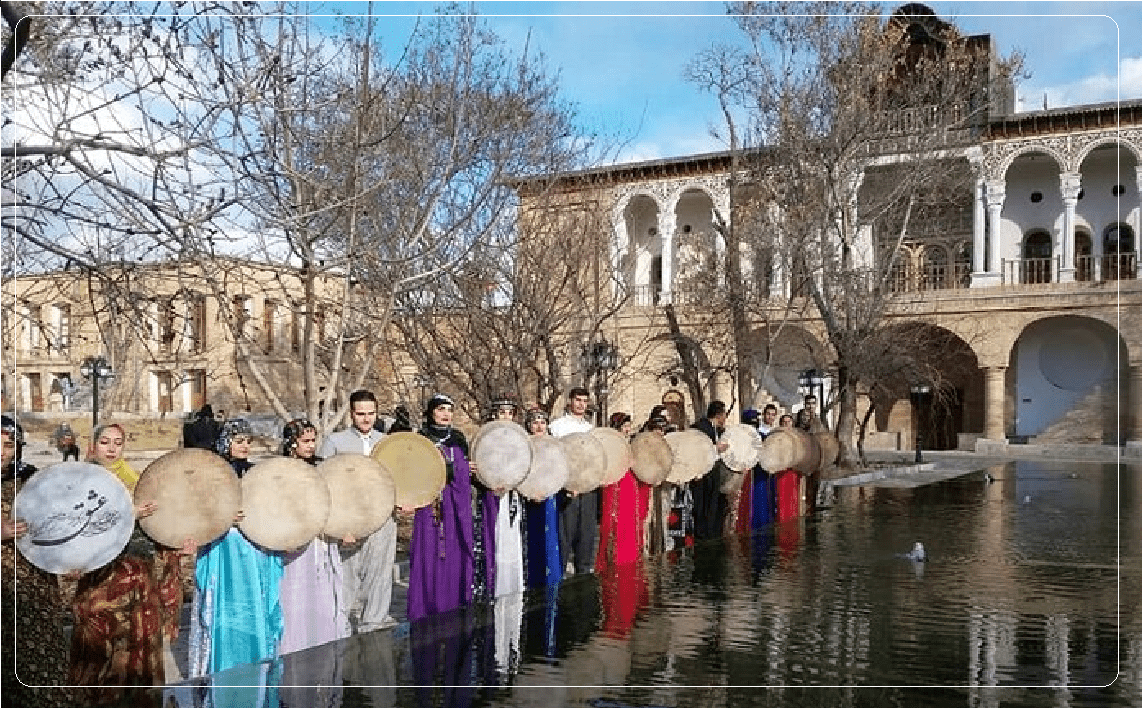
[1019,56,1142,111]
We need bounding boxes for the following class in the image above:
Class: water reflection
[161,461,1138,708]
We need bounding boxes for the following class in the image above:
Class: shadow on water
[156,461,1140,708]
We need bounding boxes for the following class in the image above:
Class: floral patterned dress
[2,473,73,707]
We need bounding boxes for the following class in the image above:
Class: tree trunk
[834,365,860,469]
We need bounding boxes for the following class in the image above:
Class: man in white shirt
[318,389,396,632]
[758,404,778,438]
[548,387,597,574]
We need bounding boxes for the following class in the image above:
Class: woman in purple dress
[407,394,497,622]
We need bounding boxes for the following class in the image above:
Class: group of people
[1,386,817,702]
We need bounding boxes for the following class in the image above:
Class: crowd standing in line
[3,385,813,696]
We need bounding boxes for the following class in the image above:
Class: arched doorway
[1011,316,1126,441]
[872,322,981,451]
[1103,222,1136,280]
[1022,230,1053,284]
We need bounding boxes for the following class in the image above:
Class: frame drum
[14,462,135,574]
[559,431,607,494]
[370,432,447,509]
[318,453,396,539]
[720,423,762,472]
[135,448,241,548]
[591,427,634,487]
[240,457,330,551]
[517,435,570,501]
[630,432,673,486]
[665,429,717,484]
[471,421,533,491]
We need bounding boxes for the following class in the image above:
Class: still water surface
[167,460,1140,707]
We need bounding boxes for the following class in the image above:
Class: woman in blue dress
[188,419,284,677]
[523,407,562,589]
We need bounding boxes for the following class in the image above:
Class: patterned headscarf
[523,406,548,430]
[424,393,454,425]
[281,418,316,457]
[216,418,254,457]
[1,414,25,463]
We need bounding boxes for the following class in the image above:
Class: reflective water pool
[164,460,1140,707]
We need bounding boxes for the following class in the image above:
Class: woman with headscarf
[277,419,350,653]
[70,423,191,701]
[188,419,284,676]
[523,406,562,589]
[489,400,525,599]
[407,394,497,621]
[595,412,651,569]
[2,415,72,707]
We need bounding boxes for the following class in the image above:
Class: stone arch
[1074,135,1142,170]
[870,321,983,450]
[672,188,720,296]
[995,144,1067,183]
[618,193,664,303]
[1008,314,1128,443]
[739,324,828,411]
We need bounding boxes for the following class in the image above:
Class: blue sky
[316,1,1142,163]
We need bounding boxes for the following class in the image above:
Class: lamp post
[412,373,435,414]
[79,356,115,432]
[582,338,621,426]
[910,383,932,463]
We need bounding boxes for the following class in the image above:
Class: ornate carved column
[658,212,675,305]
[984,180,1006,284]
[611,207,630,299]
[1058,172,1081,282]
[983,366,1007,442]
[972,177,987,277]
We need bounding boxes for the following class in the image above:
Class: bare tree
[5,3,600,434]
[687,1,1022,466]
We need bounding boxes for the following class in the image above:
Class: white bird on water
[907,542,927,562]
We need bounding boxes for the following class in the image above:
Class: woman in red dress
[595,412,651,569]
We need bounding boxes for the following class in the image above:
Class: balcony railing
[1003,254,1137,285]
[886,262,972,293]
[1002,256,1057,285]
[1075,253,1138,282]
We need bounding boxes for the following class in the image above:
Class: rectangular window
[188,296,206,354]
[263,299,277,354]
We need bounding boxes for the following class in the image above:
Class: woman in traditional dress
[277,419,350,654]
[1,416,72,707]
[489,399,525,599]
[188,419,284,676]
[70,423,190,702]
[407,394,497,621]
[523,406,562,589]
[595,412,651,569]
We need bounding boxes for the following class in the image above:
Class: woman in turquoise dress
[188,419,284,677]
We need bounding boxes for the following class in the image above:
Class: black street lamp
[79,356,115,431]
[581,338,621,426]
[413,373,435,415]
[910,383,932,463]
